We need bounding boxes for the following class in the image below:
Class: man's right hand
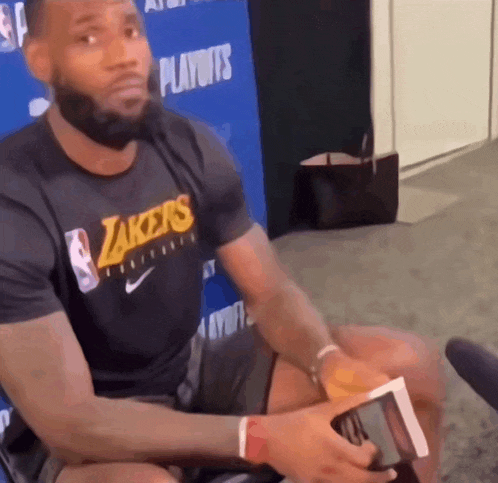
[246,392,399,483]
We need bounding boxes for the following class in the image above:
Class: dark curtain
[247,0,373,239]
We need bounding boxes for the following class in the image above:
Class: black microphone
[445,337,498,412]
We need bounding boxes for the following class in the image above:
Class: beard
[50,67,164,151]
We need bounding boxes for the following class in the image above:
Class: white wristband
[239,416,249,459]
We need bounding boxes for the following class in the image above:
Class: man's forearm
[246,281,343,377]
[50,395,250,468]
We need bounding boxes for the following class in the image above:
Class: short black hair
[24,0,47,38]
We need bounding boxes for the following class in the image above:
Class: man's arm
[217,224,393,399]
[188,119,344,381]
[0,311,247,467]
[216,224,344,378]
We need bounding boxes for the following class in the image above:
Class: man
[0,0,446,482]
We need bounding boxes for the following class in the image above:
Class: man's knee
[386,333,446,406]
[56,462,180,483]
[333,324,446,406]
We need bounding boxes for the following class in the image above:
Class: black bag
[289,128,399,230]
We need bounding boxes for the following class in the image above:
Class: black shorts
[0,326,283,483]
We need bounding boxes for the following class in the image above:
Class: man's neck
[46,104,138,176]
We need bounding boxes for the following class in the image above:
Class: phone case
[331,377,428,473]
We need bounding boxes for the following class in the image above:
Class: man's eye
[125,26,140,39]
[77,34,98,45]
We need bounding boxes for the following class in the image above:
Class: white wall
[372,0,495,168]
[371,0,395,156]
[491,0,498,138]
[393,0,491,168]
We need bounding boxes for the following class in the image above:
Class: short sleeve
[0,196,64,323]
[191,121,255,250]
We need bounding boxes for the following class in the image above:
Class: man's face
[45,0,153,119]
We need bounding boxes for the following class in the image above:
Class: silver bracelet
[309,343,340,386]
[317,343,340,361]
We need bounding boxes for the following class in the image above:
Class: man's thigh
[179,325,277,417]
[266,356,325,415]
[55,462,179,483]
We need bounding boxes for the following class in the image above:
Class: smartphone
[331,377,429,472]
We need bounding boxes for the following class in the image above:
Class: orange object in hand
[320,354,392,400]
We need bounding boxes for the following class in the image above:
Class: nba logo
[0,4,16,53]
[65,228,101,293]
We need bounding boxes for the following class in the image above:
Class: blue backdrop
[0,0,265,465]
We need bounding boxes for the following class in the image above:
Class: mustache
[51,63,162,103]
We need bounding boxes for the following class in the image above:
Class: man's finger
[360,440,380,460]
[316,464,398,483]
[377,468,399,482]
[333,437,381,469]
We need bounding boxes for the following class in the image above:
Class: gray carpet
[272,139,498,482]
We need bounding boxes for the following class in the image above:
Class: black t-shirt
[0,108,254,399]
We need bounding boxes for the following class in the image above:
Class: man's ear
[23,38,53,84]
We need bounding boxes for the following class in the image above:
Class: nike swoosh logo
[125,266,155,294]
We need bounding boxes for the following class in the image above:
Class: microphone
[445,337,498,412]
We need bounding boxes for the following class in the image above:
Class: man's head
[23,0,162,150]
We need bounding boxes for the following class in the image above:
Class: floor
[272,139,498,482]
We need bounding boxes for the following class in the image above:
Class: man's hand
[319,352,392,400]
[248,393,398,483]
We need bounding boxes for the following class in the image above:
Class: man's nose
[105,36,139,70]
